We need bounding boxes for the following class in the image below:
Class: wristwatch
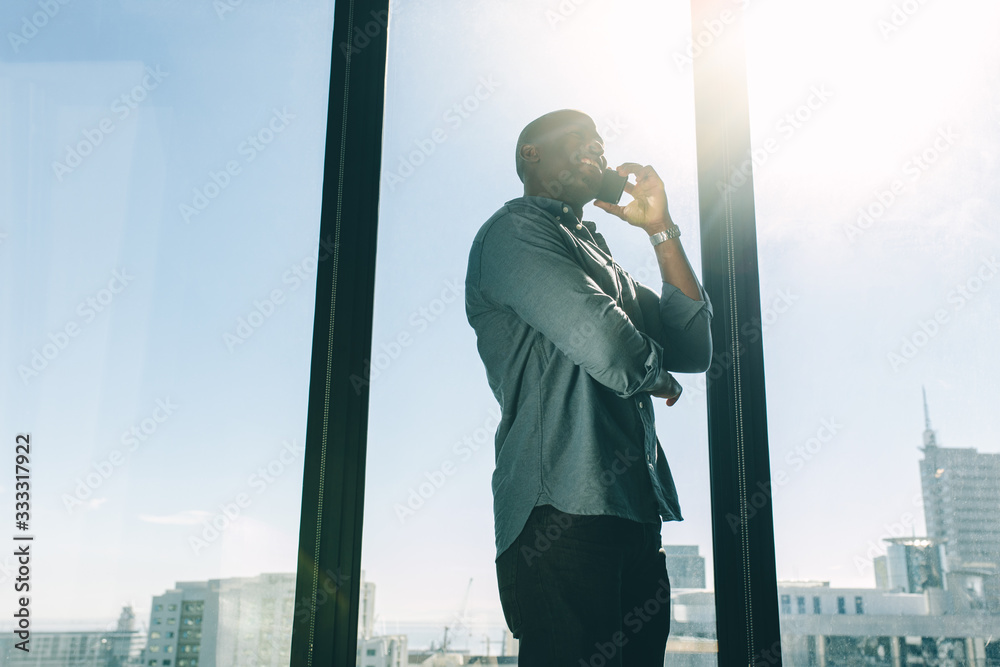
[649,225,681,246]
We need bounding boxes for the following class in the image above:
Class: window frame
[288,0,782,665]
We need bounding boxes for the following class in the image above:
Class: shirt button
[555,216,560,220]
[648,463,655,470]
[562,206,569,213]
[638,401,643,408]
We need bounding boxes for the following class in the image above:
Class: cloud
[138,510,212,525]
[81,498,109,512]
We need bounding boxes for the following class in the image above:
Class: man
[464,109,713,665]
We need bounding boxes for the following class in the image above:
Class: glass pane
[361,0,718,662]
[0,2,334,665]
[744,0,1000,663]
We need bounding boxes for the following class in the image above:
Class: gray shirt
[465,195,714,561]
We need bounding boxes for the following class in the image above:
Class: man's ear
[519,144,540,165]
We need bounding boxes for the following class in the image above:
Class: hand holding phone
[593,163,671,232]
[595,168,628,205]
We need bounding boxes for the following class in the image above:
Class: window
[796,596,806,614]
[7,3,332,667]
[813,596,821,614]
[781,594,792,614]
[367,649,376,656]
[358,0,720,660]
[745,0,999,663]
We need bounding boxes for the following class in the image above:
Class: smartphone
[595,168,628,205]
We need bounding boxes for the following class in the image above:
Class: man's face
[534,116,607,204]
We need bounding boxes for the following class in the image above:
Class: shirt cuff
[660,281,714,329]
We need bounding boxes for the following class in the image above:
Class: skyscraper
[663,544,707,589]
[142,573,295,667]
[919,389,1000,569]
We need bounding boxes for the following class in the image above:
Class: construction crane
[437,577,473,652]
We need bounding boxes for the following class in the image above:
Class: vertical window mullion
[290,1,390,666]
[689,0,783,662]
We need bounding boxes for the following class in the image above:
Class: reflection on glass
[745,0,1000,664]
[0,2,334,665]
[362,0,718,663]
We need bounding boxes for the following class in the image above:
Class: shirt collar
[505,195,574,219]
[505,196,612,257]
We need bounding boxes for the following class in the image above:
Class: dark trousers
[496,504,671,667]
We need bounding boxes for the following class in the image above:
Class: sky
[1,0,999,656]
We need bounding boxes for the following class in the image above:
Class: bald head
[513,109,607,214]
[515,109,596,183]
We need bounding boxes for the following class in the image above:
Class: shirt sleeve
[475,212,678,399]
[632,278,714,373]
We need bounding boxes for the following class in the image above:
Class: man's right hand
[650,373,682,407]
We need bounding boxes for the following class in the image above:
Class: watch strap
[649,225,681,246]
